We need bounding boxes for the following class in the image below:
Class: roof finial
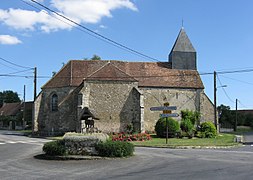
[181,18,184,29]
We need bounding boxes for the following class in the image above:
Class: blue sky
[0,0,253,110]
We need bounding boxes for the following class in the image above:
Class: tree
[0,90,21,107]
[217,104,235,127]
[91,54,101,60]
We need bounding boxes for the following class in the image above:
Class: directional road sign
[160,113,179,118]
[150,106,177,111]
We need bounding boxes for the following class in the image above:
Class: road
[1,131,253,180]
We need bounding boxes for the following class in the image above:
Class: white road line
[0,142,5,145]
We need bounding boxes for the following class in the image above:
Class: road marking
[0,142,5,145]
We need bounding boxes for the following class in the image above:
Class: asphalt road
[1,131,253,180]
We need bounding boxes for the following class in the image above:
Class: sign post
[150,103,178,144]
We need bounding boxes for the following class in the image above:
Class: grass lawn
[131,133,239,148]
[227,126,253,135]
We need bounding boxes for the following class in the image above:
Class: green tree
[91,54,101,60]
[217,104,235,127]
[0,90,21,107]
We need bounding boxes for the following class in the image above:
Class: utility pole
[214,71,218,131]
[23,85,26,129]
[32,67,37,134]
[34,67,37,101]
[235,99,238,131]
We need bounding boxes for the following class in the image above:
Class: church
[33,28,214,135]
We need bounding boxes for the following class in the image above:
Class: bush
[155,118,180,138]
[95,140,134,157]
[181,109,200,125]
[198,122,217,138]
[42,140,66,156]
[180,118,194,137]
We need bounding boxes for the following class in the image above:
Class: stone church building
[34,28,214,135]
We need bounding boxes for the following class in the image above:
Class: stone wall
[79,81,141,133]
[200,92,215,122]
[140,88,214,132]
[34,86,79,135]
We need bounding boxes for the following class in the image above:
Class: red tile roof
[0,102,21,116]
[0,102,34,116]
[42,60,204,89]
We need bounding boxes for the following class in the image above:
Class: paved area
[1,130,253,180]
[243,131,253,145]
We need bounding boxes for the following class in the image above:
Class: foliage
[91,54,101,60]
[42,140,66,156]
[0,90,21,107]
[155,118,180,138]
[126,123,134,133]
[181,109,200,125]
[180,118,194,137]
[217,104,235,127]
[95,140,134,157]
[198,122,217,138]
[217,104,253,127]
[112,132,151,142]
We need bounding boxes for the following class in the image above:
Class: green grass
[227,126,253,135]
[131,134,238,148]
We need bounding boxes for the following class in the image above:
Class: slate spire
[169,28,197,70]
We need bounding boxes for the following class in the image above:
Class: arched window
[51,94,58,112]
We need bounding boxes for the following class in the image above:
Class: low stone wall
[63,133,109,155]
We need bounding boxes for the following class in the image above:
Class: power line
[217,74,235,104]
[21,0,160,62]
[0,57,32,69]
[237,99,248,109]
[219,74,253,86]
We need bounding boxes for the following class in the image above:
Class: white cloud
[0,0,137,33]
[0,35,22,45]
[0,9,71,32]
[51,0,138,23]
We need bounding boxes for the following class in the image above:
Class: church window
[51,94,58,112]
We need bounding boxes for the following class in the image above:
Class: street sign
[160,113,179,118]
[150,106,177,111]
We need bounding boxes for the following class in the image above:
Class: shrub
[181,109,200,125]
[95,140,134,157]
[180,118,194,137]
[199,122,217,138]
[155,118,180,138]
[42,140,66,156]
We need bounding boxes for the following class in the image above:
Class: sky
[0,0,253,110]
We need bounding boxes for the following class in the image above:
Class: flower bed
[112,132,151,142]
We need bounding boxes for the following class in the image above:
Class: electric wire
[217,74,235,104]
[219,74,253,86]
[0,57,32,69]
[20,0,160,62]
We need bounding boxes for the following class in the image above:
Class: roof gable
[85,62,137,82]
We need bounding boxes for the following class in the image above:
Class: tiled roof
[0,102,21,116]
[42,60,204,89]
[0,102,34,116]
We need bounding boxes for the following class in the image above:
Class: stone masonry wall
[79,81,141,133]
[140,88,214,132]
[34,86,78,135]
